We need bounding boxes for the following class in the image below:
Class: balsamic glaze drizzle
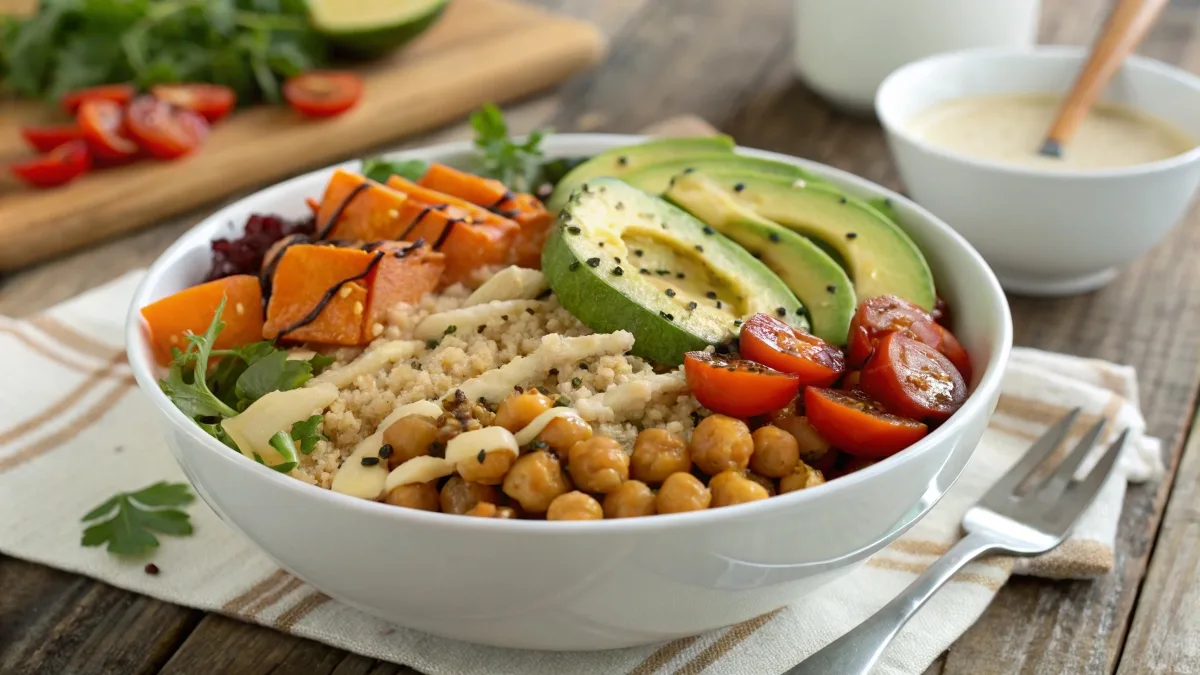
[316,182,372,240]
[399,203,449,240]
[275,251,385,339]
[489,190,515,210]
[259,235,313,308]
[432,220,460,250]
[395,237,426,258]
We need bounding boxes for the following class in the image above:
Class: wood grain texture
[0,0,605,272]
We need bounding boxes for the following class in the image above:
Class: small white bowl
[126,135,1012,651]
[877,46,1200,296]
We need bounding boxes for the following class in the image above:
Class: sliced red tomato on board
[804,387,928,459]
[20,124,83,153]
[684,351,800,418]
[739,312,846,387]
[859,332,967,423]
[61,83,135,115]
[935,324,972,384]
[846,295,942,367]
[283,71,364,118]
[77,99,140,162]
[125,96,210,160]
[10,140,91,188]
[152,83,237,123]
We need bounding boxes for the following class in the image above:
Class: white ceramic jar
[793,0,1042,114]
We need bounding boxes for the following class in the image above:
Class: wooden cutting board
[0,0,605,271]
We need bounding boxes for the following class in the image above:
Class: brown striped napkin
[0,272,1162,675]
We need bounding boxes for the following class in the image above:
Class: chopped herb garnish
[571,377,582,387]
[567,226,582,234]
[554,395,570,407]
[426,338,440,349]
[290,415,325,455]
[613,266,624,276]
[444,324,458,335]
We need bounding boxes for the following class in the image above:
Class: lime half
[309,0,451,57]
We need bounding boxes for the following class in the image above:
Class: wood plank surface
[3,0,1200,674]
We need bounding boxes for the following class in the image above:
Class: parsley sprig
[470,103,549,193]
[81,482,195,556]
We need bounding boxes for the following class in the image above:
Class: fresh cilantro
[470,102,549,193]
[267,431,300,473]
[290,414,326,455]
[81,482,195,557]
[361,157,429,184]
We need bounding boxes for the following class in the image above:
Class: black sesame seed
[846,232,858,240]
[613,266,625,276]
[514,385,524,393]
[706,291,717,299]
[478,396,488,405]
[676,272,685,279]
[839,196,847,204]
[716,300,723,309]
[361,456,380,466]
[665,289,676,297]
[572,377,582,387]
[616,202,625,210]
[733,182,746,192]
[733,319,743,326]
[617,156,628,166]
[702,226,714,236]
[586,257,601,267]
[598,242,605,248]
[444,324,457,335]
[884,198,892,206]
[379,444,394,459]
[476,324,486,334]
[477,449,487,463]
[640,268,650,275]
[683,167,696,174]
[634,249,644,257]
[525,307,535,315]
[694,245,704,252]
[501,315,509,321]
[567,226,581,234]
[826,284,837,293]
[657,269,670,275]
[615,257,621,264]
[549,368,559,376]
[425,338,440,349]
[776,307,786,317]
[579,362,589,370]
[569,261,581,271]
[768,232,781,243]
[687,301,698,310]
[659,311,674,321]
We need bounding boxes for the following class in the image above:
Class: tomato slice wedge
[739,313,846,387]
[935,324,972,384]
[283,71,364,118]
[61,83,135,115]
[77,99,140,162]
[804,387,928,459]
[152,83,237,123]
[846,295,942,367]
[859,332,967,422]
[10,140,91,188]
[125,96,210,160]
[684,351,800,418]
[20,125,84,153]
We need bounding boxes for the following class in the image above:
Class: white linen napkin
[0,271,1163,675]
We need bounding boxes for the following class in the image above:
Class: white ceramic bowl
[126,135,1012,651]
[877,46,1200,296]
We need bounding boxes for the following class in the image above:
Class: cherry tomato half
[20,124,83,153]
[10,140,91,188]
[804,387,928,459]
[61,83,135,115]
[739,313,846,387]
[859,332,967,423]
[77,99,140,162]
[152,83,237,123]
[684,351,800,418]
[930,295,952,327]
[846,295,942,367]
[935,324,972,384]
[125,96,210,160]
[283,71,364,118]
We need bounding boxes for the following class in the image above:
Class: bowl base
[996,267,1119,297]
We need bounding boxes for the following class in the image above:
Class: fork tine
[1052,429,1128,528]
[984,407,1080,502]
[1032,417,1106,504]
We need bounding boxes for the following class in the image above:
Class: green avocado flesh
[665,173,856,345]
[693,174,936,311]
[619,156,818,197]
[542,177,806,365]
[309,0,449,57]
[547,136,736,212]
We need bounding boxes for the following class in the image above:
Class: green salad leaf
[289,414,326,455]
[81,482,195,556]
[361,157,429,184]
[470,102,549,193]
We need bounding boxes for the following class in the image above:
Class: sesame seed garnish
[598,242,605,248]
[613,266,625,276]
[477,325,486,334]
[657,269,670,275]
[352,301,364,316]
[768,232,781,243]
[839,196,847,204]
[665,289,676,297]
[616,202,625,210]
[640,268,650,275]
[683,167,696,174]
[549,368,559,376]
[634,249,644,257]
[733,183,745,192]
[338,286,353,299]
[617,156,628,166]
[579,362,589,370]
[716,300,723,309]
[659,311,673,321]
[235,302,245,315]
[477,449,487,463]
[586,257,601,267]
[702,226,714,235]
[687,301,698,310]
[733,319,743,326]
[846,232,858,240]
[706,291,717,299]
[379,444,394,459]
[569,261,580,271]
[388,208,399,219]
[694,245,704,252]
[525,308,535,315]
[676,272,685,279]
[826,284,837,293]
[501,315,509,320]
[361,456,380,466]
[775,307,786,317]
[567,226,581,234]
[615,257,621,264]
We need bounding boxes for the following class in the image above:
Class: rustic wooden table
[2,0,1199,673]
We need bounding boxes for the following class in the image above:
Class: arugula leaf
[159,297,238,420]
[361,157,429,184]
[470,102,550,193]
[233,350,312,405]
[81,482,195,556]
[290,414,326,454]
[267,431,300,473]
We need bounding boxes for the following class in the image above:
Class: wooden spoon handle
[1040,0,1170,156]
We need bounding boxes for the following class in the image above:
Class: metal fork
[788,408,1128,675]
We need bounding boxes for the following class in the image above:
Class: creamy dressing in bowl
[904,93,1196,170]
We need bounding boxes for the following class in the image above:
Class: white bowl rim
[875,44,1200,180]
[126,133,1014,536]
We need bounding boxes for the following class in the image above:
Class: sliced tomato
[859,332,967,422]
[930,295,951,327]
[61,83,135,115]
[739,313,846,387]
[152,83,237,123]
[283,71,364,118]
[10,141,91,188]
[77,99,140,162]
[846,295,942,367]
[804,387,928,459]
[935,324,972,384]
[684,351,799,418]
[125,95,210,160]
[20,125,83,153]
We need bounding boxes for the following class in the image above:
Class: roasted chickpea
[746,472,777,496]
[493,390,555,433]
[779,461,826,494]
[631,428,691,484]
[537,414,593,457]
[382,414,440,469]
[440,475,499,514]
[547,491,604,520]
[603,480,657,518]
[710,470,770,508]
[502,450,572,513]
[495,506,517,518]
[689,414,754,475]
[656,472,711,513]
[384,480,440,511]
[456,448,517,485]
[773,415,831,463]
[749,425,800,478]
[567,436,629,494]
[464,502,498,517]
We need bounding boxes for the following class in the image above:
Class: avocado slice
[620,155,821,197]
[543,177,806,365]
[664,173,856,345]
[695,175,936,310]
[547,137,735,212]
